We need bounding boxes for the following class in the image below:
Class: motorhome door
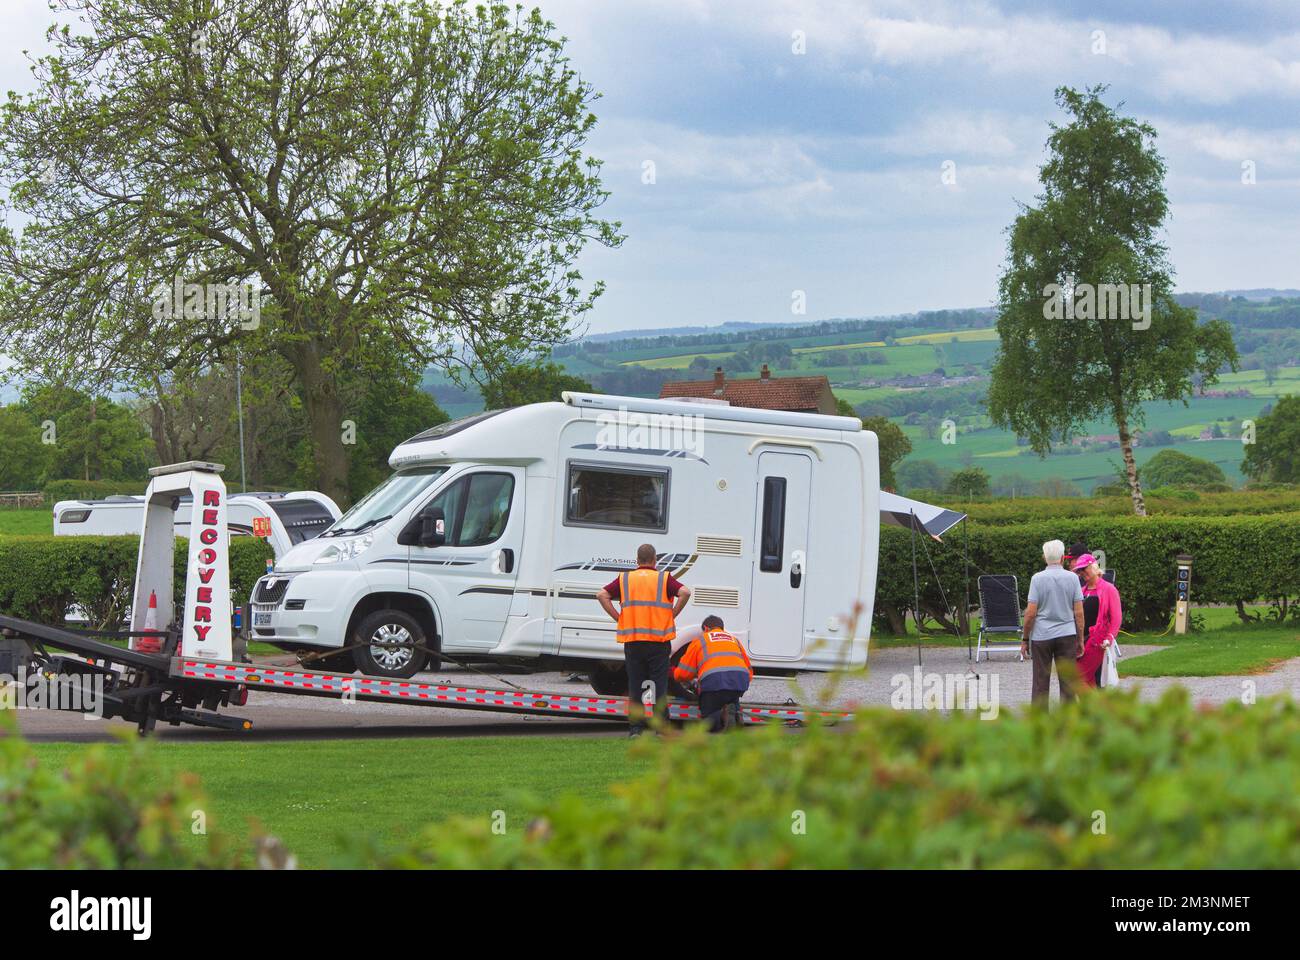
[408,467,524,649]
[748,452,811,659]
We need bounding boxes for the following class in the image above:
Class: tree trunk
[290,340,351,508]
[883,603,907,636]
[1115,407,1146,516]
[85,398,96,481]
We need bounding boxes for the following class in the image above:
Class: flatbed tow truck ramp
[0,462,851,734]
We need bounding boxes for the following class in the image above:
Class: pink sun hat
[1071,553,1097,571]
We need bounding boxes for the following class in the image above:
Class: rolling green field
[419,315,1299,493]
[903,395,1265,488]
[30,735,650,868]
[895,326,998,344]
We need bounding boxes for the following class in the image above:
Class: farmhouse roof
[659,365,838,415]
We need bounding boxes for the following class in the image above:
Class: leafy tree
[946,466,990,498]
[991,472,1031,497]
[987,86,1238,516]
[1144,447,1222,486]
[1035,476,1081,498]
[896,459,950,495]
[0,0,622,505]
[835,399,912,489]
[1140,449,1226,488]
[0,405,51,489]
[344,376,447,502]
[18,386,153,483]
[480,361,593,409]
[1242,395,1300,483]
[743,341,794,369]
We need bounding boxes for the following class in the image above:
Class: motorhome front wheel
[352,609,428,679]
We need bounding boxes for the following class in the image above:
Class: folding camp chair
[975,574,1022,662]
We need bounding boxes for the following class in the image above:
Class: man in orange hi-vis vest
[596,543,691,737]
[672,615,753,732]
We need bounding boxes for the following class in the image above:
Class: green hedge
[376,689,1300,868]
[929,489,1300,525]
[876,511,1300,631]
[3,513,1297,634]
[43,479,150,503]
[0,536,273,629]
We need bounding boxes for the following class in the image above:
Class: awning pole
[911,510,921,666]
[964,515,972,661]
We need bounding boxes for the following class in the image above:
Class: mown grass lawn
[873,605,1300,677]
[31,735,650,867]
[1120,622,1300,677]
[0,508,51,535]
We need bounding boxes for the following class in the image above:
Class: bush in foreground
[379,689,1300,869]
[0,713,246,868]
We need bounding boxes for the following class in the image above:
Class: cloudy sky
[3,0,1297,334]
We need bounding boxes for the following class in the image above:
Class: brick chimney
[713,366,725,393]
[760,363,771,380]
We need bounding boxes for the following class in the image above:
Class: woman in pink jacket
[1071,553,1121,687]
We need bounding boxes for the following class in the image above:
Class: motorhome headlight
[313,533,375,564]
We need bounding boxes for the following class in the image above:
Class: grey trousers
[1031,634,1080,706]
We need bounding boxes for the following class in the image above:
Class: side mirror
[397,506,447,547]
[420,507,446,547]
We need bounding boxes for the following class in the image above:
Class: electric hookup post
[1174,554,1193,635]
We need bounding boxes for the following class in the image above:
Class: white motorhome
[54,490,341,560]
[251,392,881,686]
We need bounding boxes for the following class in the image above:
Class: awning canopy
[880,491,967,540]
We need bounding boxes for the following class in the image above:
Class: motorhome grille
[695,535,742,556]
[692,586,741,607]
[254,578,290,604]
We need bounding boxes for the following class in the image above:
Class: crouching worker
[672,616,752,732]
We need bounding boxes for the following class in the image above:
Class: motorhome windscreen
[324,467,448,536]
[566,463,668,532]
[268,499,336,544]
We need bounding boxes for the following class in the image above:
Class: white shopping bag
[1101,642,1120,688]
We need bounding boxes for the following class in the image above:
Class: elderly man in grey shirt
[1020,539,1086,705]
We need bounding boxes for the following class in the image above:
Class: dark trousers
[624,641,670,733]
[699,689,743,733]
[1031,634,1080,706]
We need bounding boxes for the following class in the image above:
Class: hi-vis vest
[673,630,752,689]
[617,567,676,644]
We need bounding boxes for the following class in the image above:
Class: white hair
[1043,539,1065,564]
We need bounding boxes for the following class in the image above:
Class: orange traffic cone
[137,590,162,654]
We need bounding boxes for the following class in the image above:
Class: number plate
[253,612,272,627]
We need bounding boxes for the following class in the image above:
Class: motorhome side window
[566,463,668,532]
[424,473,514,547]
[760,476,786,572]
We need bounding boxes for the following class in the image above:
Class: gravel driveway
[13,642,1299,742]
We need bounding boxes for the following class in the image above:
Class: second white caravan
[251,392,881,686]
[55,490,341,560]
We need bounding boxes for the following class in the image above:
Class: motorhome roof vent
[401,409,505,445]
[695,535,742,556]
[692,586,741,608]
[148,461,225,476]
